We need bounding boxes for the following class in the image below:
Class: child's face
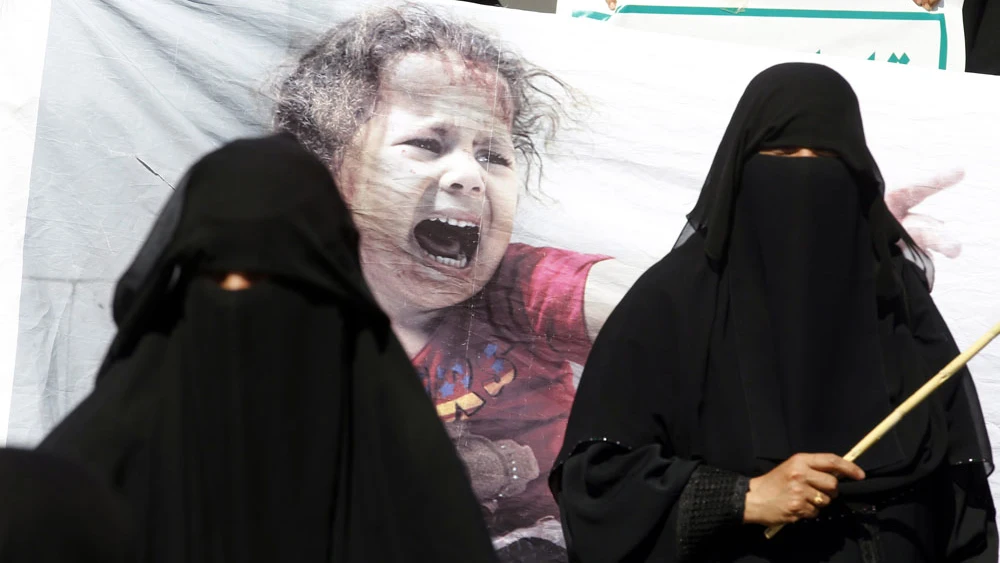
[337,51,520,316]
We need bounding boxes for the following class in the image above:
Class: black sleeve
[677,465,751,560]
[556,445,749,563]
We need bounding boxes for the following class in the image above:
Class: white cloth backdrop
[1,0,999,548]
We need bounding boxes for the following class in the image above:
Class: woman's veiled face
[213,273,259,291]
[335,51,520,318]
[758,147,838,158]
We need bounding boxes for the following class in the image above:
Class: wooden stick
[764,320,1000,540]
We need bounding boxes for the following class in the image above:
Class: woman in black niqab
[36,134,499,563]
[550,63,996,563]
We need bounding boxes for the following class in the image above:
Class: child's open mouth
[413,217,481,269]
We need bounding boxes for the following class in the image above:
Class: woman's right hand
[743,453,865,527]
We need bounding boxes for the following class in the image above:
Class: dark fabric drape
[0,448,133,563]
[551,63,995,563]
[965,0,1000,75]
[37,134,498,563]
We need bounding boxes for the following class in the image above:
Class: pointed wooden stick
[764,320,1000,540]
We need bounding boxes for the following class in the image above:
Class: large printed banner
[2,0,1000,559]
[560,0,967,71]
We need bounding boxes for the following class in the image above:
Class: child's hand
[886,169,964,260]
[913,0,941,10]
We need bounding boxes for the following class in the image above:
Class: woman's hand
[886,169,965,260]
[743,453,865,527]
[913,0,941,10]
[606,0,617,10]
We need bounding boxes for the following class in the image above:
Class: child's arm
[582,259,645,342]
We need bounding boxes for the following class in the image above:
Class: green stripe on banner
[571,10,612,20]
[603,6,949,70]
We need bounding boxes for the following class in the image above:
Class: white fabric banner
[0,0,52,452]
[1,0,998,558]
[560,0,967,71]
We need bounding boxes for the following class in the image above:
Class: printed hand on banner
[912,0,941,10]
[885,169,964,260]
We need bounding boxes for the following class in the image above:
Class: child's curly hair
[273,3,574,192]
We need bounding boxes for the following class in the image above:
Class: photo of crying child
[272,3,966,560]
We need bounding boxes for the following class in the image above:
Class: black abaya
[0,448,133,563]
[550,64,996,563]
[36,135,499,563]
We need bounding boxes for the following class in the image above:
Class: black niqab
[666,62,986,482]
[37,134,498,563]
[727,154,906,470]
[556,62,991,491]
[681,63,923,319]
[550,63,994,563]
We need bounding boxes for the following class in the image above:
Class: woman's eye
[477,151,512,168]
[404,138,442,154]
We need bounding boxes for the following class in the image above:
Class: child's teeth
[427,217,476,228]
[421,249,469,269]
